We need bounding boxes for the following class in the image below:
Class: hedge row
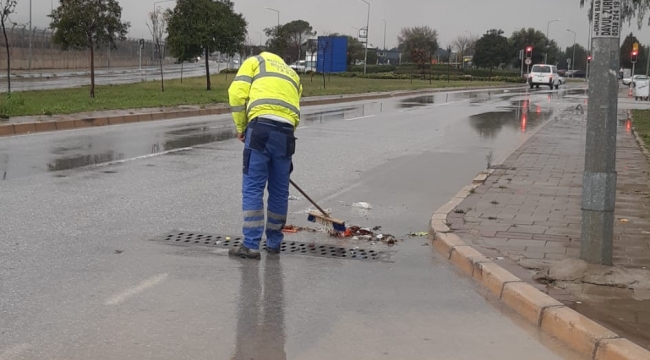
[347,64,520,78]
[335,72,526,83]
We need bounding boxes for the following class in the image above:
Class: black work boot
[228,245,261,260]
[266,247,281,255]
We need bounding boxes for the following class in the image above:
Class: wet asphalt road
[0,87,589,359]
[0,62,228,92]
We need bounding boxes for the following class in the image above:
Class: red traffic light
[526,46,532,52]
[588,56,592,61]
[633,51,638,56]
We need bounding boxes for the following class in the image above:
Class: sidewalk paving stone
[449,108,650,350]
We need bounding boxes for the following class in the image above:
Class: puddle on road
[45,126,237,172]
[565,284,650,351]
[469,100,553,138]
[401,89,528,108]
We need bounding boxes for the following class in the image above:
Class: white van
[528,64,560,90]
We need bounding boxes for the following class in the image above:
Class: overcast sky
[11,0,650,51]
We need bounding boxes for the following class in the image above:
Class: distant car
[528,64,561,90]
[571,70,586,78]
[623,75,648,86]
[558,76,566,85]
[290,60,306,73]
[629,75,650,88]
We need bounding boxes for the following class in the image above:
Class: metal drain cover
[152,231,395,262]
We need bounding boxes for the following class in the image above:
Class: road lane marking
[344,115,376,121]
[91,148,193,169]
[0,344,31,360]
[105,273,168,306]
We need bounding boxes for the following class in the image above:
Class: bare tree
[0,0,17,94]
[148,7,167,92]
[452,35,478,68]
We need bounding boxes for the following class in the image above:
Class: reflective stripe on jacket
[228,52,303,133]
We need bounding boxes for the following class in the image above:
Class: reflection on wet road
[0,86,587,181]
[232,258,286,360]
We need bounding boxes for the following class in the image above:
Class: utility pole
[581,0,621,266]
[139,39,144,71]
[359,0,370,75]
[381,18,386,50]
[646,46,650,75]
[568,29,576,74]
[28,0,32,70]
[266,7,280,27]
[545,18,561,64]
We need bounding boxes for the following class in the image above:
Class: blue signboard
[316,36,348,73]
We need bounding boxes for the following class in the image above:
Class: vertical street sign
[581,0,621,265]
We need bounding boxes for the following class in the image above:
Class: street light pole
[28,0,32,70]
[266,7,280,27]
[567,29,576,73]
[581,0,621,266]
[359,0,370,75]
[545,18,561,64]
[381,18,386,50]
[256,32,262,46]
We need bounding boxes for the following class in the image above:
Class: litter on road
[281,224,401,246]
[352,202,373,210]
[408,231,428,237]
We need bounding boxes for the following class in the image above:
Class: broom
[289,179,346,232]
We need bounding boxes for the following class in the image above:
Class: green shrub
[348,64,396,73]
[219,68,239,74]
[0,94,26,119]
[329,72,526,83]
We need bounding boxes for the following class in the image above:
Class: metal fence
[0,26,172,71]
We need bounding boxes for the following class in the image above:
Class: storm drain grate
[152,231,395,262]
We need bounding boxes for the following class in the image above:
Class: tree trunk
[158,41,164,92]
[90,42,95,98]
[2,20,10,94]
[205,47,211,91]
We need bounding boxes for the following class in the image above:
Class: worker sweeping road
[227,51,303,260]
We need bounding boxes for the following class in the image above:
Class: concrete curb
[0,84,525,138]
[427,171,650,359]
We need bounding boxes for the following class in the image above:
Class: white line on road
[105,273,168,306]
[0,344,31,360]
[91,148,193,169]
[344,115,376,121]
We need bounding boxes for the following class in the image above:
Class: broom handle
[289,179,329,217]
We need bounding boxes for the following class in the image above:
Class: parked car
[623,75,649,86]
[528,64,561,89]
[570,70,586,78]
[290,60,306,73]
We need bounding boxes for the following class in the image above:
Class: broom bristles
[307,211,346,232]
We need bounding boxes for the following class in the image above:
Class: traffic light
[632,50,639,64]
[587,55,592,63]
[525,46,533,59]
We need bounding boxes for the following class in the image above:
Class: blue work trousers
[242,118,296,251]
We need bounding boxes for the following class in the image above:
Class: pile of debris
[338,226,399,246]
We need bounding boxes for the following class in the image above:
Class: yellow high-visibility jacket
[228,52,303,134]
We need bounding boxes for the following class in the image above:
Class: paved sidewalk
[448,108,650,350]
